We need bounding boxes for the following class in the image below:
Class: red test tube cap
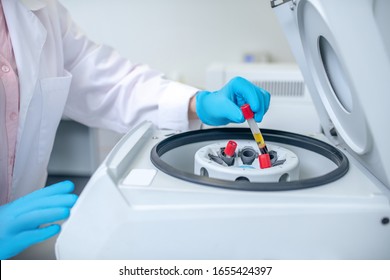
[259,154,271,169]
[224,140,237,157]
[241,104,254,120]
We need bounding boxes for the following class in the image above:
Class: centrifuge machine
[56,0,390,259]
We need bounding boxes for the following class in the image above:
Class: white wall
[60,0,295,88]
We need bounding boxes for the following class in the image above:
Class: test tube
[240,104,269,155]
[224,140,237,158]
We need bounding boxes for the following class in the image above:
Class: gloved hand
[0,181,78,260]
[196,76,271,126]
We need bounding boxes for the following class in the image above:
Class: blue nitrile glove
[196,76,271,126]
[0,181,78,260]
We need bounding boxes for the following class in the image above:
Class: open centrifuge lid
[271,0,390,188]
[151,128,349,191]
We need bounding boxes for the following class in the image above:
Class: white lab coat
[3,0,199,202]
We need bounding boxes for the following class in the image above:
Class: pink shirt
[0,2,20,205]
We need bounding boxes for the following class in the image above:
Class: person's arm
[188,94,198,120]
[55,2,198,133]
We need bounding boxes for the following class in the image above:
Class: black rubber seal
[150,128,349,191]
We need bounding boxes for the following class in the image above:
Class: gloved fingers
[205,99,244,125]
[19,193,78,215]
[219,99,245,123]
[7,192,78,217]
[228,77,271,122]
[196,91,244,125]
[254,87,271,122]
[228,77,261,110]
[11,208,71,233]
[10,224,61,257]
[0,225,61,260]
[0,194,76,235]
[9,181,75,209]
[35,180,75,198]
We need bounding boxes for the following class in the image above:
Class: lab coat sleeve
[57,3,200,133]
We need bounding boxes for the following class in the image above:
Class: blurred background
[60,0,295,89]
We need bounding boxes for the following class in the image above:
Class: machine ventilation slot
[251,80,305,97]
